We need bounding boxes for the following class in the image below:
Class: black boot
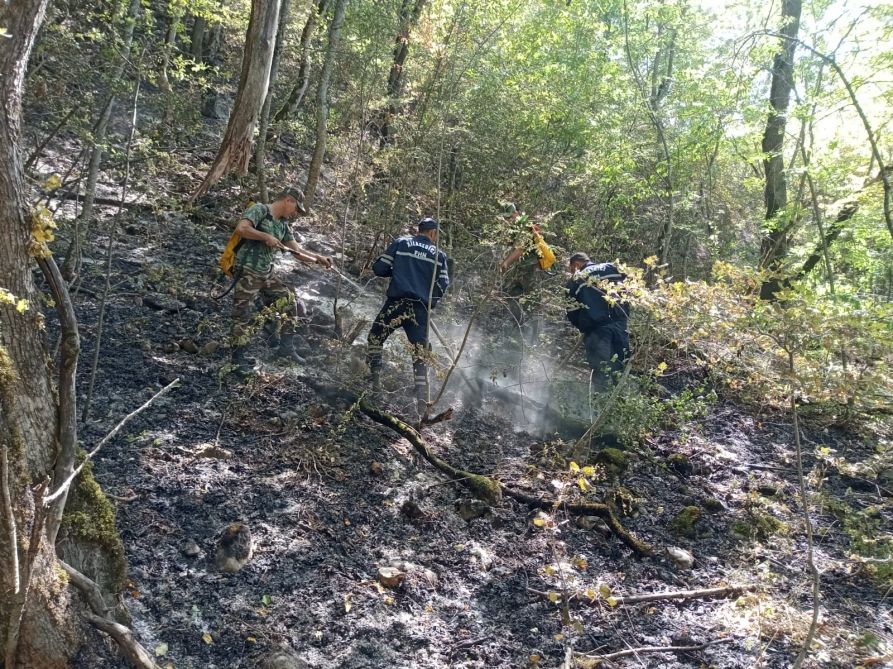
[276,332,307,364]
[369,367,381,394]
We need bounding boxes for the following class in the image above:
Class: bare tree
[273,0,330,124]
[255,0,293,201]
[380,0,429,146]
[304,0,349,207]
[190,0,282,201]
[758,0,802,299]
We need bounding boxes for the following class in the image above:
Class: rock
[400,499,425,519]
[756,483,781,497]
[303,240,335,255]
[369,461,383,476]
[178,338,199,354]
[195,444,233,460]
[702,497,725,513]
[200,341,220,356]
[670,505,702,538]
[200,90,230,119]
[162,341,179,354]
[575,515,612,536]
[665,545,694,570]
[142,294,186,313]
[313,281,339,299]
[468,542,494,571]
[593,447,628,473]
[667,453,692,476]
[377,566,405,589]
[455,498,490,521]
[182,540,201,558]
[214,522,252,573]
[260,649,309,669]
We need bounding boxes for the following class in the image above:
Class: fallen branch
[358,399,503,505]
[59,561,108,617]
[51,189,153,211]
[356,396,652,556]
[63,560,159,669]
[85,613,161,669]
[576,637,734,666]
[529,584,755,607]
[44,379,180,506]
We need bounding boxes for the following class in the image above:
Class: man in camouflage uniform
[231,188,332,374]
[498,202,546,336]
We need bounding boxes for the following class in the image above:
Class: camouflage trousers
[231,268,306,345]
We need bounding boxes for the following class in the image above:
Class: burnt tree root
[354,397,653,557]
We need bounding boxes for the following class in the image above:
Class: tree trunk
[0,0,80,665]
[304,0,349,208]
[759,0,802,299]
[61,0,141,280]
[190,15,207,61]
[255,0,293,202]
[190,0,282,201]
[158,5,182,97]
[379,0,429,146]
[273,0,329,124]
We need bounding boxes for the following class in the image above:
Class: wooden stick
[576,637,734,665]
[529,584,754,606]
[44,379,179,505]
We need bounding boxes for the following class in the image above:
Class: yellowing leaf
[576,477,589,492]
[154,642,168,657]
[569,461,580,473]
[598,583,612,598]
[543,565,557,576]
[246,636,257,643]
[202,632,213,645]
[582,466,595,477]
[554,633,564,641]
[344,595,352,613]
[606,596,618,607]
[16,299,28,314]
[43,174,62,191]
[584,588,597,601]
[384,596,394,605]
[532,517,546,527]
[547,591,560,603]
[573,557,588,571]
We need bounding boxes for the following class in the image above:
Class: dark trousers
[583,321,630,390]
[366,298,431,399]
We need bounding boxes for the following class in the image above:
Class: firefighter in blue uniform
[566,252,631,390]
[366,217,450,417]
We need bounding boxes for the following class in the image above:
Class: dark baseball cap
[277,187,307,213]
[569,251,590,264]
[418,217,439,231]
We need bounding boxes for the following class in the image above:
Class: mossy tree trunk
[0,0,83,665]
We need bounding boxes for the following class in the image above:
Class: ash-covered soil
[55,209,891,669]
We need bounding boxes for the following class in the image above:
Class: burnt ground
[47,207,892,669]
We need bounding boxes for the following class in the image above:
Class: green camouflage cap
[276,187,308,213]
